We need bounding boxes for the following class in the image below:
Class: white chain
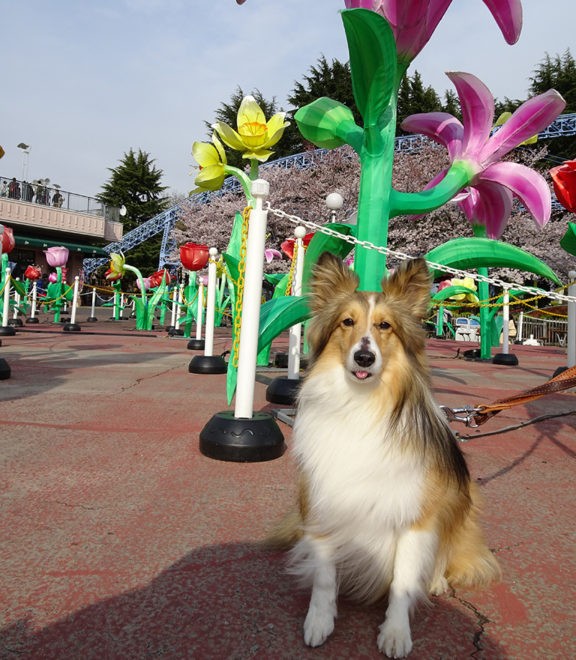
[266,203,576,304]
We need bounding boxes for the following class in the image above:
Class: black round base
[492,352,519,366]
[266,377,301,405]
[187,338,205,351]
[26,317,40,324]
[8,318,23,327]
[0,358,11,380]
[63,323,82,332]
[188,354,227,374]
[0,326,16,336]
[167,327,184,337]
[200,410,285,462]
[86,317,98,323]
[552,365,570,378]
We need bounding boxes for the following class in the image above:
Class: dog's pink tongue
[354,370,370,380]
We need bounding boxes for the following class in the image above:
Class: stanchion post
[199,179,285,461]
[0,267,16,336]
[568,271,576,368]
[63,277,81,332]
[287,226,306,380]
[87,287,98,322]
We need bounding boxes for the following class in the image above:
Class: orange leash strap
[472,365,576,426]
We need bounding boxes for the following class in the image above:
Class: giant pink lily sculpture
[401,72,566,238]
[344,0,522,78]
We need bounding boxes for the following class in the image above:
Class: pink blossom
[44,246,69,268]
[401,72,565,237]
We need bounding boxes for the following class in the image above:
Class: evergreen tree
[97,149,170,273]
[528,49,576,163]
[396,70,443,132]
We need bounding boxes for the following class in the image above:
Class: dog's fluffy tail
[445,485,501,588]
[263,508,303,550]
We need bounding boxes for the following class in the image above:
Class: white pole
[90,287,97,317]
[196,280,204,340]
[234,179,269,419]
[175,284,184,331]
[12,280,21,320]
[502,287,510,354]
[204,248,218,357]
[2,268,11,326]
[287,226,306,380]
[30,281,38,319]
[170,286,178,327]
[568,271,576,368]
[69,276,80,324]
[517,310,524,343]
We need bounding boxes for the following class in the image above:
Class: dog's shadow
[1,542,506,659]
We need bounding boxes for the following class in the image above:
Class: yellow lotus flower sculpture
[450,276,478,302]
[212,95,289,162]
[191,134,228,194]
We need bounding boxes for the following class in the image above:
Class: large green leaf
[302,223,353,291]
[560,221,576,256]
[257,295,311,354]
[426,238,561,284]
[432,286,478,304]
[341,9,397,127]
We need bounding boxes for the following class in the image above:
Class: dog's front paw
[377,620,413,658]
[429,575,449,596]
[303,605,335,647]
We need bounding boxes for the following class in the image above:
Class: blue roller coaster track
[83,113,576,276]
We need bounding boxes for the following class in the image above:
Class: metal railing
[0,176,120,221]
[520,315,568,346]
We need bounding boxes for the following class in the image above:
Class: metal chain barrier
[232,206,251,368]
[266,204,576,305]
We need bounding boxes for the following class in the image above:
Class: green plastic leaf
[560,222,576,256]
[341,9,397,126]
[225,211,244,261]
[295,97,363,152]
[258,295,311,354]
[426,238,561,285]
[302,223,354,291]
[432,286,478,304]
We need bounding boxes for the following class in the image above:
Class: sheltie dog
[270,253,500,658]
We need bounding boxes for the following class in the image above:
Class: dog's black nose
[354,349,375,368]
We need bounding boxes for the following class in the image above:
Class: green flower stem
[472,224,493,360]
[124,264,147,307]
[354,119,396,291]
[224,165,254,204]
[389,162,475,217]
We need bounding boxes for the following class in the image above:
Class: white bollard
[196,280,204,340]
[517,310,524,343]
[501,287,510,354]
[69,276,80,324]
[287,226,306,380]
[204,248,219,357]
[568,271,576,368]
[30,281,38,319]
[234,180,269,419]
[2,268,11,326]
[12,280,21,320]
[90,287,97,317]
[175,284,184,331]
[170,286,178,327]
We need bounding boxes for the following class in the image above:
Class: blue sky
[2,0,574,199]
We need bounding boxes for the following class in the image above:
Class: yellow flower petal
[192,141,219,168]
[238,95,266,127]
[212,122,246,151]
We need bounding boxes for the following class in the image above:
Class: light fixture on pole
[17,143,30,181]
[325,192,344,222]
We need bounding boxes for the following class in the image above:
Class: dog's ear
[381,258,431,319]
[308,252,359,313]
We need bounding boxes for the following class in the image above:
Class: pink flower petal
[401,112,464,159]
[481,90,566,163]
[482,0,523,45]
[447,72,494,158]
[470,180,513,238]
[481,162,551,228]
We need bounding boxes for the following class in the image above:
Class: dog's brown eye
[378,321,391,330]
[342,317,355,327]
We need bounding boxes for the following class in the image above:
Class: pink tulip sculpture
[44,246,70,323]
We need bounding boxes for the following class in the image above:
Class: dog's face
[306,253,432,385]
